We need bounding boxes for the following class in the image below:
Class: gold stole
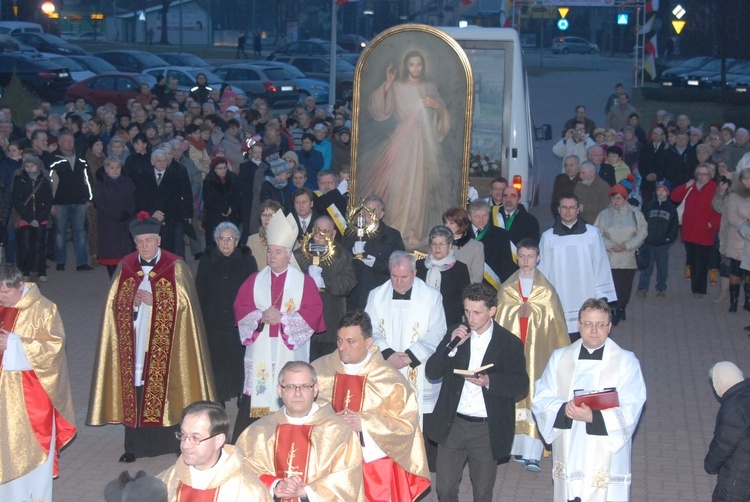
[0,305,20,374]
[274,423,313,502]
[331,373,367,412]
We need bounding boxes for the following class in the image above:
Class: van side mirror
[535,124,552,141]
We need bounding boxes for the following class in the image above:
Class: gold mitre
[266,209,299,249]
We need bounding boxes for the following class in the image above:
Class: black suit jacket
[133,164,193,223]
[293,208,319,242]
[597,163,617,187]
[498,204,541,246]
[426,321,529,460]
[467,225,518,287]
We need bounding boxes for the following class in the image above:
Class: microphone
[442,318,470,356]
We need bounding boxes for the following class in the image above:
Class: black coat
[133,164,193,223]
[202,170,241,241]
[93,174,136,260]
[259,180,292,215]
[467,225,517,288]
[425,321,529,460]
[12,171,52,224]
[498,204,541,246]
[663,145,698,189]
[416,259,470,327]
[195,246,258,402]
[705,379,750,502]
[343,223,405,310]
[638,142,668,201]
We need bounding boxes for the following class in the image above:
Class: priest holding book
[425,283,529,501]
[532,298,647,502]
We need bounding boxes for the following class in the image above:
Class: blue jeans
[54,204,89,267]
[638,244,670,292]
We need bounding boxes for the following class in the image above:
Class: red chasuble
[258,424,313,502]
[331,373,367,412]
[176,483,219,502]
[113,251,179,427]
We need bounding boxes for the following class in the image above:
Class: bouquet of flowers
[470,154,501,177]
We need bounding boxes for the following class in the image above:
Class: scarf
[264,175,288,189]
[424,251,457,290]
[187,135,206,152]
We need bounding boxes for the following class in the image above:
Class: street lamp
[41,2,55,33]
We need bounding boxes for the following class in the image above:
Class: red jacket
[671,180,721,245]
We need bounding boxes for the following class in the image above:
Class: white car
[142,66,247,100]
[62,31,106,42]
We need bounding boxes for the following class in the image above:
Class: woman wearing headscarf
[416,225,470,327]
[705,361,750,501]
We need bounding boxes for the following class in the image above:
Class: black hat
[129,211,161,237]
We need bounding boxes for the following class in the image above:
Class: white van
[0,21,44,36]
[439,26,550,208]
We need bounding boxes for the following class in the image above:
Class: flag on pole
[500,0,513,28]
[644,34,658,80]
[638,14,656,35]
[646,0,659,15]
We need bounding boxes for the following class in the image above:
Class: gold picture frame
[349,23,473,249]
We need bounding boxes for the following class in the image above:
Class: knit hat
[313,123,328,132]
[268,156,291,175]
[608,183,628,199]
[656,180,672,195]
[262,144,279,159]
[593,128,605,137]
[710,361,745,398]
[282,151,299,164]
[129,211,161,237]
[619,174,635,194]
[266,208,298,249]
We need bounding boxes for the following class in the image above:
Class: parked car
[0,52,72,101]
[551,36,598,55]
[12,33,85,55]
[660,56,714,80]
[0,21,43,36]
[661,58,739,87]
[268,39,345,59]
[701,61,750,90]
[62,31,106,42]
[158,52,213,69]
[249,60,329,103]
[65,74,143,113]
[338,34,368,53]
[40,53,95,82]
[69,55,118,74]
[270,55,354,101]
[212,63,299,106]
[142,67,246,99]
[95,50,169,73]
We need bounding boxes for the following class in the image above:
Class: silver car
[551,37,598,55]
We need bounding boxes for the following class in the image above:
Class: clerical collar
[392,288,412,300]
[189,448,226,479]
[579,344,605,360]
[285,402,320,424]
[271,267,289,277]
[139,249,161,268]
[342,350,372,374]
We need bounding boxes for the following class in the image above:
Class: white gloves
[337,179,349,195]
[308,265,325,288]
[467,186,479,202]
[361,255,376,267]
[353,241,366,255]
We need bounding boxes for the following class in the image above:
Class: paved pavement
[42,55,743,501]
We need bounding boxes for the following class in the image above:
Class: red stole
[259,423,313,502]
[113,251,179,427]
[0,306,76,477]
[518,280,529,345]
[331,373,367,412]
[176,483,219,502]
[268,271,287,338]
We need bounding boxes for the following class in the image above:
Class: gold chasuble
[236,404,364,501]
[313,348,430,501]
[87,250,216,428]
[495,269,569,438]
[0,284,76,485]
[158,445,272,501]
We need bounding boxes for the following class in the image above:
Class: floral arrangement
[470,154,501,177]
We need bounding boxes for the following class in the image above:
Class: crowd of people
[0,77,747,502]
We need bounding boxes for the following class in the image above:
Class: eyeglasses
[430,241,450,248]
[175,431,222,445]
[279,383,316,393]
[217,237,236,243]
[579,321,610,330]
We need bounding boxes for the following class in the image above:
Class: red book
[573,388,619,410]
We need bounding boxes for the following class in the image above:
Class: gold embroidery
[344,389,352,409]
[407,322,420,395]
[116,277,137,424]
[285,443,304,478]
[591,470,610,488]
[250,406,272,418]
[142,277,176,423]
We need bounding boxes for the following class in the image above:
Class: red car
[65,73,147,113]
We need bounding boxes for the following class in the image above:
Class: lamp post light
[41,1,56,33]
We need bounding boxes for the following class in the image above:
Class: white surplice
[538,225,617,333]
[532,338,646,502]
[365,277,446,417]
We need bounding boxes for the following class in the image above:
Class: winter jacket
[594,202,648,269]
[641,197,679,246]
[705,379,750,501]
[672,180,721,246]
[724,189,750,261]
